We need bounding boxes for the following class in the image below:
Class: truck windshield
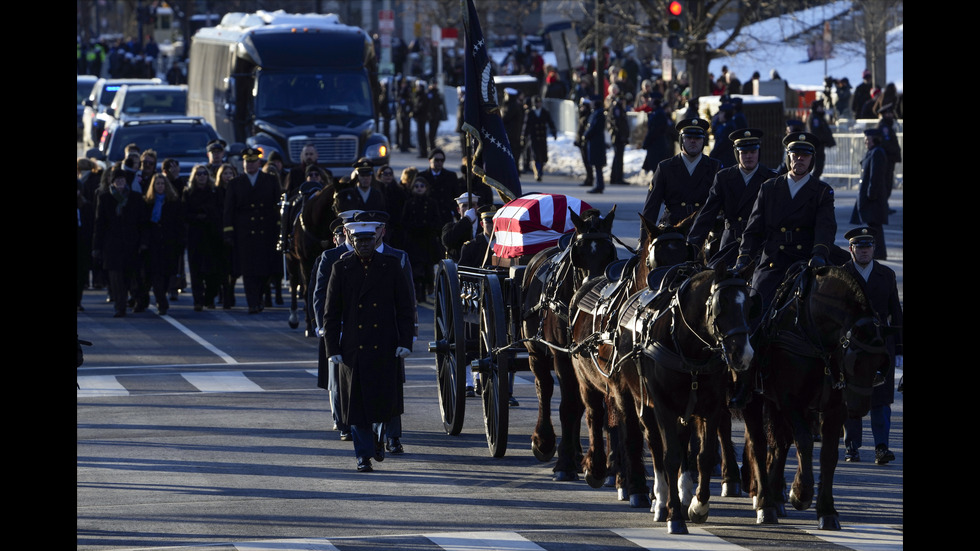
[255,71,373,120]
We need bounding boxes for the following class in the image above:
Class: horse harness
[763,265,887,402]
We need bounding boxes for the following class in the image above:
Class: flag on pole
[461,0,522,202]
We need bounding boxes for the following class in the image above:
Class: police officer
[205,139,227,179]
[641,117,721,231]
[841,227,903,464]
[733,132,837,318]
[324,215,415,472]
[222,147,282,314]
[688,128,777,269]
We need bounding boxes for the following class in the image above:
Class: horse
[521,206,619,483]
[741,263,897,530]
[283,185,337,337]
[560,212,698,506]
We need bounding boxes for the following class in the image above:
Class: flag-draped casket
[492,194,593,259]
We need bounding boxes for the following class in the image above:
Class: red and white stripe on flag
[492,194,593,258]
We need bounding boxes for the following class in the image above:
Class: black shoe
[169,291,178,301]
[194,303,203,312]
[206,300,216,309]
[374,442,385,462]
[158,306,168,316]
[133,305,147,313]
[586,188,603,194]
[845,450,860,462]
[339,432,352,441]
[113,310,126,318]
[508,396,519,407]
[387,439,404,454]
[874,445,894,465]
[357,458,373,472]
[465,386,476,398]
[248,306,259,314]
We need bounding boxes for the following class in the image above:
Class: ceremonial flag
[492,193,593,258]
[461,0,522,202]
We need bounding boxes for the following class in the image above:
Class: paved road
[77,144,903,550]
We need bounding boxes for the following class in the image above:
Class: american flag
[492,193,593,258]
[461,0,522,202]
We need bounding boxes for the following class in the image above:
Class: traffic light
[667,1,683,48]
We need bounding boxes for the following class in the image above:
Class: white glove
[329,355,343,364]
[464,207,477,222]
[316,327,325,338]
[350,169,359,180]
[395,346,411,358]
[895,354,902,368]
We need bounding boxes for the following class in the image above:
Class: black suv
[99,116,221,179]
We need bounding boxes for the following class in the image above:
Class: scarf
[151,194,165,223]
[111,187,128,216]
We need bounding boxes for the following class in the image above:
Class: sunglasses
[432,158,445,162]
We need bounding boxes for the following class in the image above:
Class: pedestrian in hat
[709,103,738,169]
[582,95,607,194]
[205,139,227,180]
[733,131,839,321]
[640,92,672,175]
[521,95,557,182]
[841,227,903,465]
[501,87,525,162]
[688,128,777,269]
[641,117,722,229]
[324,214,415,472]
[806,99,837,180]
[222,147,281,314]
[334,157,387,216]
[848,127,889,259]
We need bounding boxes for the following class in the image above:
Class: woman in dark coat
[182,164,224,310]
[142,173,185,315]
[582,99,607,194]
[92,167,148,317]
[399,175,443,301]
[214,163,239,308]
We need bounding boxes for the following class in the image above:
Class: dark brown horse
[521,206,619,482]
[619,264,758,534]
[561,213,698,505]
[741,264,897,530]
[284,185,337,336]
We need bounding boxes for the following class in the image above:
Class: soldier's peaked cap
[678,118,710,136]
[782,132,819,154]
[730,128,763,150]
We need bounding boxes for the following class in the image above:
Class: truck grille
[287,135,358,166]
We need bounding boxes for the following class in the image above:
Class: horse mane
[814,265,873,315]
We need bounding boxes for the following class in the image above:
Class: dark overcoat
[642,153,721,227]
[844,260,904,406]
[522,107,557,164]
[324,251,415,426]
[852,145,888,226]
[582,107,607,167]
[93,187,148,271]
[738,174,837,309]
[223,171,281,278]
[144,198,185,279]
[182,184,223,275]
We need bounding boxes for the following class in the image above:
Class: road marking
[425,531,545,550]
[801,523,903,551]
[615,527,747,550]
[161,313,238,364]
[235,539,339,550]
[76,375,129,396]
[181,371,264,392]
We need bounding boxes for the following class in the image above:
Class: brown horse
[521,206,619,481]
[741,265,897,530]
[284,185,337,336]
[563,213,698,506]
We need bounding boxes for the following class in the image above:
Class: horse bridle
[838,315,888,396]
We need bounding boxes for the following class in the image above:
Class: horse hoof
[585,471,606,489]
[651,505,668,522]
[667,520,689,534]
[721,482,741,497]
[630,493,651,509]
[688,498,709,523]
[532,443,556,462]
[757,508,778,524]
[553,470,579,482]
[818,514,841,530]
[789,488,811,511]
[604,475,617,488]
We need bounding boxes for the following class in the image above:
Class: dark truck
[187,10,388,168]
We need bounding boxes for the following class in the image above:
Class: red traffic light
[669,1,683,16]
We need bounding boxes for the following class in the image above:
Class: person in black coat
[806,99,837,180]
[582,98,607,194]
[400,175,443,301]
[77,184,96,311]
[521,95,558,182]
[687,128,777,269]
[92,167,149,317]
[575,96,596,187]
[849,128,889,260]
[324,218,415,473]
[733,132,838,319]
[841,227,903,464]
[141,174,185,315]
[411,79,431,159]
[500,88,525,162]
[334,158,388,215]
[641,117,721,229]
[441,192,481,262]
[709,103,738,169]
[607,91,630,185]
[222,148,282,314]
[182,165,224,311]
[418,148,460,226]
[641,93,671,174]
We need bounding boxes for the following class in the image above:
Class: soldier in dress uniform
[733,131,838,319]
[641,117,721,233]
[688,128,777,268]
[222,147,282,314]
[324,216,415,472]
